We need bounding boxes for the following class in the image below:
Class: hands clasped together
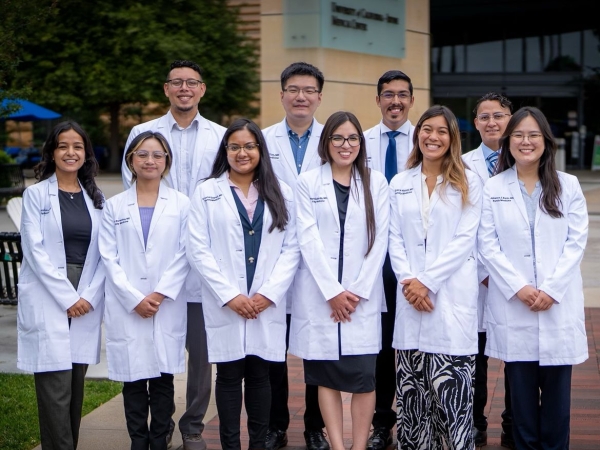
[401,278,434,312]
[67,298,93,318]
[134,292,167,319]
[227,293,274,319]
[516,285,555,311]
[328,290,360,323]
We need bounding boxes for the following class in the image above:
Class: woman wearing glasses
[290,111,389,450]
[478,106,588,449]
[389,105,482,449]
[18,121,105,449]
[187,118,299,450]
[100,131,190,450]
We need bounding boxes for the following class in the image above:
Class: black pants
[34,363,88,450]
[505,362,572,450]
[473,332,489,431]
[269,313,325,432]
[123,373,174,450]
[372,254,397,431]
[216,355,271,450]
[502,365,513,437]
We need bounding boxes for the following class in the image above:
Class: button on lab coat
[389,165,482,356]
[17,174,105,373]
[187,174,300,363]
[100,183,190,382]
[290,164,389,360]
[478,167,588,365]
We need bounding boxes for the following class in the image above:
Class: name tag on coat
[202,194,223,202]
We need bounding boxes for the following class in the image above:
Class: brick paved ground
[201,308,600,449]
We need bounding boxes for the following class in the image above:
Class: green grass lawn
[0,373,122,450]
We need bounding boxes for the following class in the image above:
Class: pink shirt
[228,173,259,222]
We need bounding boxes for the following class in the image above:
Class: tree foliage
[9,0,259,170]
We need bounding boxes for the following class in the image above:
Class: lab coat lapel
[192,116,211,194]
[300,120,322,173]
[126,183,146,250]
[217,173,240,218]
[147,182,169,242]
[275,120,299,177]
[472,146,490,180]
[48,174,63,241]
[322,164,341,230]
[410,165,423,208]
[507,167,529,224]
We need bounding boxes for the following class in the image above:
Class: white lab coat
[290,164,390,360]
[478,167,588,365]
[363,120,415,174]
[187,174,300,363]
[17,174,105,373]
[262,117,324,313]
[389,165,482,356]
[100,183,190,382]
[462,144,491,332]
[121,111,226,304]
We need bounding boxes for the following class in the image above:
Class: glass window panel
[505,38,522,73]
[441,46,452,73]
[526,37,543,72]
[583,30,600,76]
[466,41,502,72]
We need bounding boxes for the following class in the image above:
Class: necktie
[385,131,401,183]
[486,151,499,177]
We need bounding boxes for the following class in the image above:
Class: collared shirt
[167,112,200,196]
[379,120,413,175]
[480,142,498,160]
[421,173,443,239]
[286,120,313,174]
[228,172,259,222]
[519,179,541,284]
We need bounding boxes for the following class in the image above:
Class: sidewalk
[1,169,600,449]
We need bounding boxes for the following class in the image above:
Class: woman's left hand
[530,290,555,312]
[67,298,92,318]
[251,293,274,313]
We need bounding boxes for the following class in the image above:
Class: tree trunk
[108,102,121,173]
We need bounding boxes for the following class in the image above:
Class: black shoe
[473,427,487,447]
[265,429,288,450]
[500,431,516,450]
[166,418,175,449]
[367,427,393,450]
[304,430,330,450]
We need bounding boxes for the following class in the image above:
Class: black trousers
[123,373,174,450]
[269,313,325,432]
[216,355,271,450]
[502,365,513,437]
[34,363,88,450]
[372,254,397,431]
[505,362,572,450]
[473,332,489,431]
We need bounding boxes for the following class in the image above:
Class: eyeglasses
[379,91,411,101]
[226,143,259,152]
[166,78,204,88]
[329,134,362,147]
[133,150,168,160]
[510,132,543,142]
[283,86,320,96]
[477,113,511,122]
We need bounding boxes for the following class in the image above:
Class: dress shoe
[182,433,208,450]
[166,419,175,449]
[472,427,488,447]
[367,427,393,450]
[500,431,516,450]
[265,428,288,450]
[304,430,330,450]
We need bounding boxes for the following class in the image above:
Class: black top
[59,190,92,265]
[333,180,350,283]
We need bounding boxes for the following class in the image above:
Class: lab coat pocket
[451,304,478,342]
[17,282,44,334]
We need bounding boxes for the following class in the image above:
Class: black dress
[303,180,377,393]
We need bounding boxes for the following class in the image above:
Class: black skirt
[304,353,377,393]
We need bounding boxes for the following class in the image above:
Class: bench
[0,232,22,305]
[0,164,26,200]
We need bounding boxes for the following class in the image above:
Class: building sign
[283,0,406,59]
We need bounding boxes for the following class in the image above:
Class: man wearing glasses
[262,62,330,450]
[462,91,515,450]
[363,69,415,450]
[122,59,226,450]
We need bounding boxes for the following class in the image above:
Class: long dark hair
[318,111,376,256]
[209,118,288,232]
[496,106,563,218]
[124,131,173,183]
[34,121,103,209]
[407,105,470,206]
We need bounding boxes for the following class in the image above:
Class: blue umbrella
[1,99,61,121]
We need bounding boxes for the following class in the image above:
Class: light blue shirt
[286,120,313,174]
[167,112,200,195]
[480,142,498,160]
[519,179,541,284]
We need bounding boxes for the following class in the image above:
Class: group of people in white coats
[16,59,588,450]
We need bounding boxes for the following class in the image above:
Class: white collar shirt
[167,111,201,196]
